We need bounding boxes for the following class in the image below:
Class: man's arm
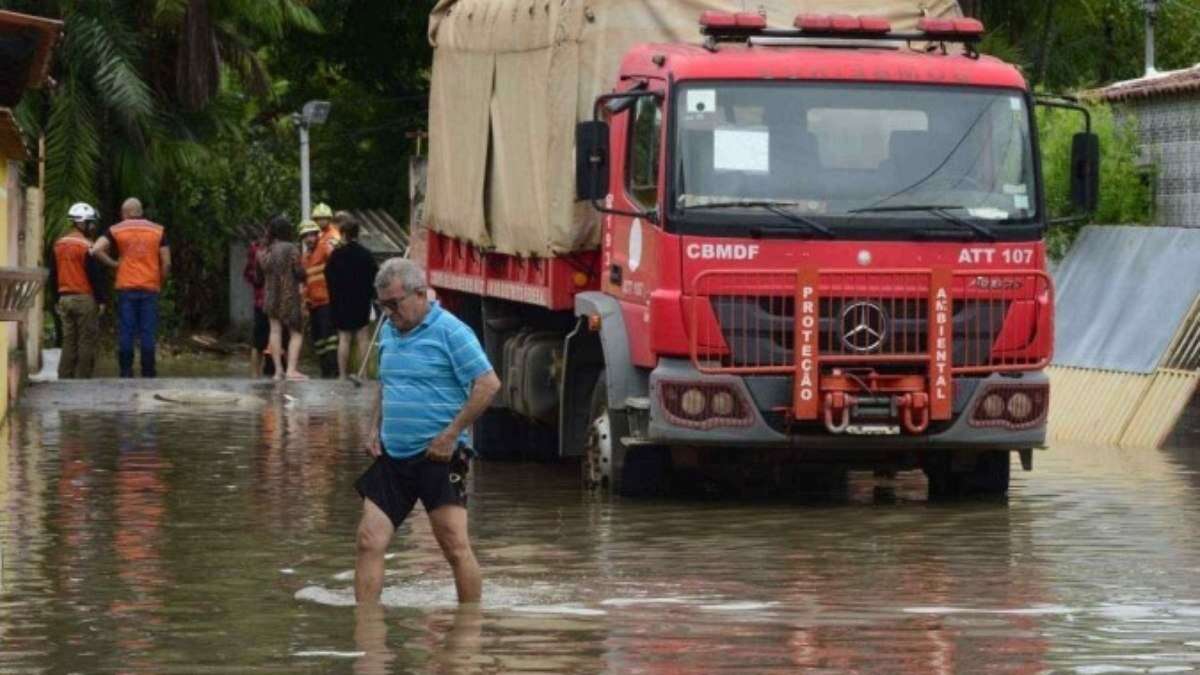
[159,246,171,286]
[86,254,108,309]
[365,385,382,458]
[427,371,501,462]
[90,237,118,269]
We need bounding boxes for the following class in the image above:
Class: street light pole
[299,122,312,221]
[1144,0,1159,77]
[295,100,331,222]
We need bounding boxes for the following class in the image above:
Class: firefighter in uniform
[91,197,171,378]
[302,203,341,378]
[50,202,107,379]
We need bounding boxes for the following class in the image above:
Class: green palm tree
[5,0,320,239]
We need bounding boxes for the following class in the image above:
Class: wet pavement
[3,379,1200,673]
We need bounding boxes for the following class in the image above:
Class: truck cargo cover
[426,0,963,256]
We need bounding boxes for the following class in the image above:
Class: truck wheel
[582,371,669,497]
[923,450,1010,499]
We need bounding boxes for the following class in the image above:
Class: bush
[1038,102,1152,258]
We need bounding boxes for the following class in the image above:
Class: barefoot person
[259,215,307,380]
[354,258,499,605]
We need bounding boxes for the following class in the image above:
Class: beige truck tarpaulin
[426,0,963,257]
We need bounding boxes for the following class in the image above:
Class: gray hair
[375,257,427,295]
[121,197,143,218]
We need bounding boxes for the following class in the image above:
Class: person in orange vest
[303,202,341,378]
[91,197,171,378]
[49,202,107,379]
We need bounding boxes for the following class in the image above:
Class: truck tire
[582,371,669,497]
[923,450,1011,499]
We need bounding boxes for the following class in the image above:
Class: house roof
[234,209,407,257]
[1091,65,1200,103]
[0,10,63,107]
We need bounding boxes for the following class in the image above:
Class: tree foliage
[973,0,1200,90]
[0,1,1182,330]
[1038,102,1152,258]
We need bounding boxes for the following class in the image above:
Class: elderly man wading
[354,258,500,605]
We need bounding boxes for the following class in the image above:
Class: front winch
[819,369,932,435]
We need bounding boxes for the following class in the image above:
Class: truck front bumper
[644,358,1047,451]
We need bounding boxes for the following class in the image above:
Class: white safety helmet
[67,202,98,223]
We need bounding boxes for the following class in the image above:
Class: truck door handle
[609,264,623,285]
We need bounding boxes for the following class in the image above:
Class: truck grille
[711,296,1008,368]
[689,269,1052,375]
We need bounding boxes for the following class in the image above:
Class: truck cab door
[603,90,664,366]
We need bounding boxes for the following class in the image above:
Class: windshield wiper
[685,200,834,237]
[847,204,996,240]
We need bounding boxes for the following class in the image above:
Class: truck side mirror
[1070,132,1100,213]
[575,121,610,201]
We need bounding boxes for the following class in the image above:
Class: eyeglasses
[378,290,425,313]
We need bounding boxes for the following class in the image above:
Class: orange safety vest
[303,226,341,308]
[109,219,166,292]
[53,233,93,296]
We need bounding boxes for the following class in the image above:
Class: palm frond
[66,13,155,122]
[279,0,323,35]
[43,75,101,241]
[215,30,271,99]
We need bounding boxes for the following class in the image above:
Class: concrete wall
[0,161,10,417]
[1124,97,1200,228]
[228,242,254,335]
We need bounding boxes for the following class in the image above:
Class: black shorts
[354,446,470,529]
[253,308,270,351]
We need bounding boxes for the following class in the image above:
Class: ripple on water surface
[3,381,1200,672]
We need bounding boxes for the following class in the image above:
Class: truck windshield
[673,83,1036,230]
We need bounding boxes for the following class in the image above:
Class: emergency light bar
[699,11,985,48]
[699,10,767,30]
[795,14,891,35]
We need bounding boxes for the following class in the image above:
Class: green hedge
[1037,101,1152,258]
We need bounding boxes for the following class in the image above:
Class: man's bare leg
[428,505,481,603]
[354,325,372,371]
[355,498,394,603]
[337,330,352,379]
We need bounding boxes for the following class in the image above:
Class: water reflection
[2,381,1200,672]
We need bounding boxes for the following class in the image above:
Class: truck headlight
[680,388,707,417]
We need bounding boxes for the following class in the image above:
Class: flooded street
[3,381,1200,672]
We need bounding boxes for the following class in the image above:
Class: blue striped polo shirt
[378,301,493,458]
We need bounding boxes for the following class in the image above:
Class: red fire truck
[423,5,1098,497]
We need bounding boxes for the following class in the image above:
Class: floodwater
[3,380,1200,673]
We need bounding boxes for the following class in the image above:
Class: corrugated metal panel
[1119,369,1200,448]
[350,209,406,258]
[1047,366,1151,446]
[1048,366,1200,448]
[1053,226,1200,374]
[1162,294,1200,370]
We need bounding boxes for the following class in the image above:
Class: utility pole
[294,100,331,222]
[1144,0,1159,77]
[298,122,311,221]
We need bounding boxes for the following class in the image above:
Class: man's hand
[365,431,381,458]
[426,430,457,463]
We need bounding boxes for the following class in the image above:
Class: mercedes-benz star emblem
[840,301,888,353]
